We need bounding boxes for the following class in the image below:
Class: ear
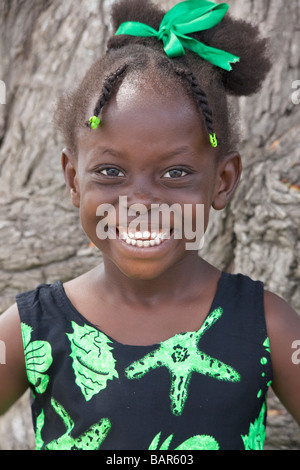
[212,151,242,211]
[61,148,80,208]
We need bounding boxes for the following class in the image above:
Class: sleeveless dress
[16,272,272,450]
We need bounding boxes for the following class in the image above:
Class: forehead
[114,70,192,108]
[79,74,208,152]
[115,80,203,130]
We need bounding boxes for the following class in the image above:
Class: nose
[118,175,162,228]
[122,174,161,208]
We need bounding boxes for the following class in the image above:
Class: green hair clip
[89,116,101,129]
[209,133,218,148]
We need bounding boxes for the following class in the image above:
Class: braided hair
[54,0,271,156]
[173,66,215,142]
[88,63,128,128]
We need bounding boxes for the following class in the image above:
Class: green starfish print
[35,398,111,450]
[125,307,241,416]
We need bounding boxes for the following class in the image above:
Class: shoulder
[0,302,23,341]
[0,303,28,359]
[264,289,300,336]
[263,290,300,424]
[0,303,29,414]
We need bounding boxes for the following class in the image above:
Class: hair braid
[88,63,128,127]
[173,66,215,138]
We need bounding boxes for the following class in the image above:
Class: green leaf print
[21,323,53,394]
[35,409,45,450]
[241,402,267,450]
[35,399,111,450]
[125,307,241,416]
[263,337,271,354]
[66,321,119,401]
[149,431,219,450]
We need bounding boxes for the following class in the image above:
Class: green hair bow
[115,0,240,71]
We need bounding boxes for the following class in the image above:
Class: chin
[116,261,173,281]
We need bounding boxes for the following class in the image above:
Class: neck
[95,253,215,307]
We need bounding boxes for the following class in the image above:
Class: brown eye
[100,168,124,177]
[164,169,188,178]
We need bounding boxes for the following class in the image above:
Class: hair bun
[107,0,164,52]
[208,16,272,96]
[110,0,163,33]
[108,0,271,97]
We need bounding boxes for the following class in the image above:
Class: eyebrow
[91,145,195,160]
[158,146,195,161]
[91,146,122,158]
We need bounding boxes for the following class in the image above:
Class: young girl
[0,0,299,451]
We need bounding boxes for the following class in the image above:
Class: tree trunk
[0,0,299,450]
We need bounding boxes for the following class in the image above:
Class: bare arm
[0,303,29,415]
[265,291,300,425]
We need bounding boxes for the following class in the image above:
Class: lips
[117,227,172,248]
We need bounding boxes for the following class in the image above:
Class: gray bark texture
[0,0,299,450]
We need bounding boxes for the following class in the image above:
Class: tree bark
[0,0,299,450]
[204,0,300,314]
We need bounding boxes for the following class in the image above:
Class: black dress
[16,272,272,450]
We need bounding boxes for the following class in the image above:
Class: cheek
[178,205,206,243]
[79,190,121,248]
[173,186,215,244]
[79,191,102,238]
[178,185,213,224]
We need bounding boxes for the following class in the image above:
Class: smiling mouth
[117,227,174,248]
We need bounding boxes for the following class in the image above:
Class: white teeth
[118,228,172,247]
[161,231,170,240]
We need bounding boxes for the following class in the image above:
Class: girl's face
[63,81,240,280]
